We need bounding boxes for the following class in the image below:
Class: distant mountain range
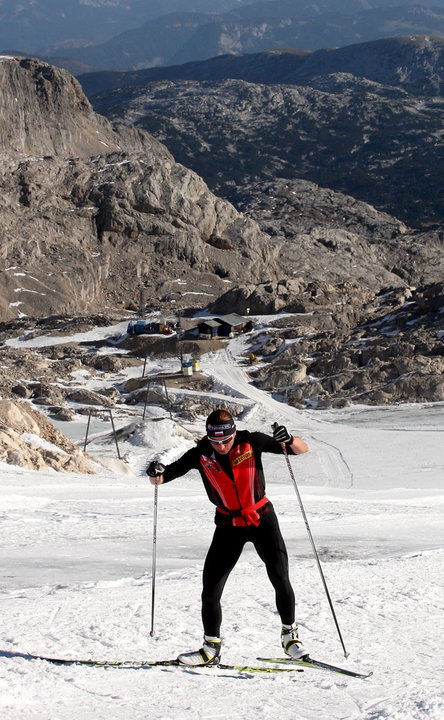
[84,35,444,227]
[2,1,444,72]
[48,3,444,72]
[0,0,244,53]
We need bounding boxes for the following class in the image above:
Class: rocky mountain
[0,56,277,322]
[88,35,444,227]
[79,49,312,95]
[0,54,442,410]
[225,279,444,408]
[209,179,444,407]
[237,179,444,290]
[44,4,444,71]
[81,34,444,97]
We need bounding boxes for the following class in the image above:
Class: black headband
[206,419,236,439]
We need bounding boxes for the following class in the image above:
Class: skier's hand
[146,460,165,479]
[149,475,164,485]
[272,424,293,444]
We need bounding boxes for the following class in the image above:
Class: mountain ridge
[44,4,444,71]
[80,34,444,97]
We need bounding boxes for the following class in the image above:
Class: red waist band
[216,497,269,527]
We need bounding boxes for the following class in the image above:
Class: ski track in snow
[1,332,443,719]
[205,348,355,488]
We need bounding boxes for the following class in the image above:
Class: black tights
[201,509,295,636]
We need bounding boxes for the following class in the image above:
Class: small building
[197,319,222,339]
[215,313,250,337]
[197,314,251,339]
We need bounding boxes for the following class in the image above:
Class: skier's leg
[253,510,308,658]
[201,526,246,636]
[177,526,246,666]
[252,510,295,624]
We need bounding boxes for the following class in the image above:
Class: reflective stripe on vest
[199,441,267,526]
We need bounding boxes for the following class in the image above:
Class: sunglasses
[208,433,235,445]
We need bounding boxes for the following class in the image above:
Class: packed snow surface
[1,325,443,719]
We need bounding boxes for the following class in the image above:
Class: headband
[206,419,236,439]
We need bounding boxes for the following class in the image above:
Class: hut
[197,314,250,339]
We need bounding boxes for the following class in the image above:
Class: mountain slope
[88,35,444,226]
[0,56,276,321]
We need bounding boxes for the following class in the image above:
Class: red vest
[199,441,268,526]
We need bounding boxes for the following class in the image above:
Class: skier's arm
[273,424,309,454]
[249,428,309,455]
[147,445,200,485]
[288,434,309,454]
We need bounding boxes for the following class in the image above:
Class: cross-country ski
[6,651,304,675]
[257,656,372,679]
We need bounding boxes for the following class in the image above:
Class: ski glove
[273,424,293,445]
[146,460,166,477]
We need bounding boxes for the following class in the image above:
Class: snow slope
[1,326,443,720]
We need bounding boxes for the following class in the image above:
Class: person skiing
[147,408,309,666]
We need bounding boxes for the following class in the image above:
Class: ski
[257,656,372,679]
[29,654,179,669]
[217,662,303,675]
[18,652,303,675]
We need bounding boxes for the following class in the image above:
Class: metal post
[162,379,173,420]
[272,423,349,658]
[142,381,150,420]
[142,354,148,378]
[83,409,92,452]
[150,483,159,637]
[108,409,121,459]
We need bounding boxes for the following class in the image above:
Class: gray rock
[0,57,278,322]
[66,388,114,407]
[250,283,444,408]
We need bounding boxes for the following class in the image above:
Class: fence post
[108,408,121,459]
[83,409,92,452]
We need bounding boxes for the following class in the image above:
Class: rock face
[0,399,97,472]
[0,56,278,322]
[245,282,444,409]
[238,180,444,291]
[0,54,442,413]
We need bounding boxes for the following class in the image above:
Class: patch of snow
[0,320,443,719]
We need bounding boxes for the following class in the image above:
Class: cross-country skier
[147,408,309,666]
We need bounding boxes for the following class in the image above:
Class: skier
[147,408,309,666]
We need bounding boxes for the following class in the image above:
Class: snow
[1,322,443,720]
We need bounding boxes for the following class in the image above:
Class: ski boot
[281,623,308,659]
[177,635,221,666]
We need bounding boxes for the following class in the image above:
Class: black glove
[146,460,165,477]
[272,424,293,444]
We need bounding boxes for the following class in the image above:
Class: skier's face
[209,431,236,455]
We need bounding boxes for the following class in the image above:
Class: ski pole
[272,423,349,658]
[150,483,159,637]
